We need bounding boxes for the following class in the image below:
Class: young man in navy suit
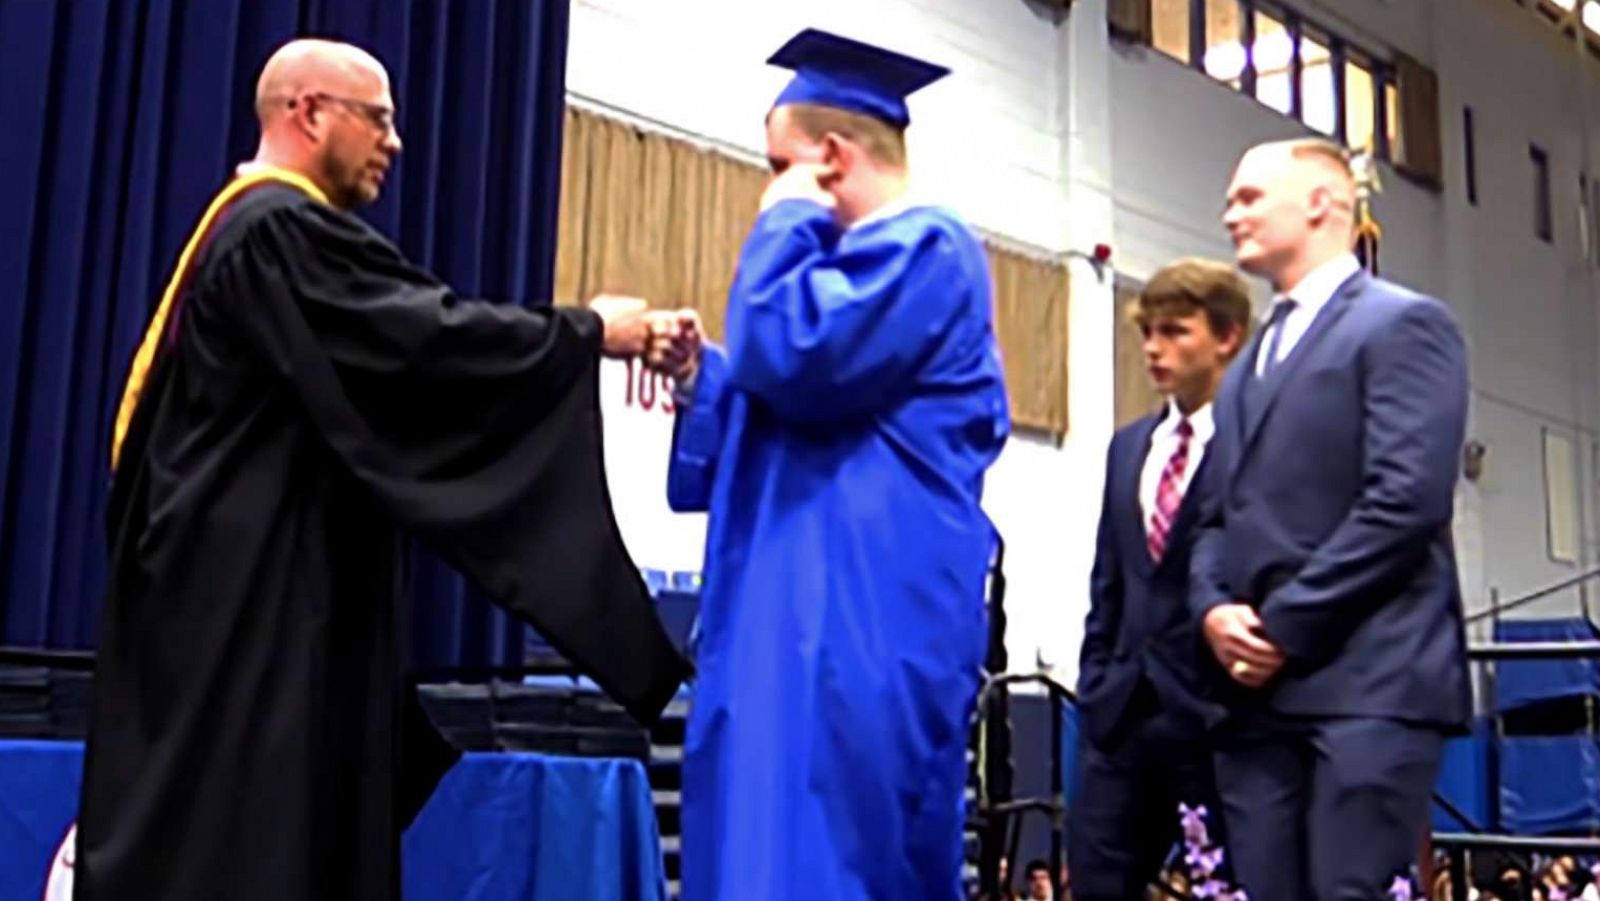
[1193,138,1471,901]
[1069,258,1252,901]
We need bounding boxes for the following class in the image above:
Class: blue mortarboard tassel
[767,28,950,129]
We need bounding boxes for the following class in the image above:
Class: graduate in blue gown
[662,29,1011,901]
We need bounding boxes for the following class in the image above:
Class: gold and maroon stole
[109,166,328,471]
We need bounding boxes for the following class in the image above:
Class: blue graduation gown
[671,198,1010,901]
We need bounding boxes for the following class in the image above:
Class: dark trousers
[1068,687,1220,901]
[1214,714,1444,901]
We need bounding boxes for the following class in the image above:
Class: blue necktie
[1259,299,1298,377]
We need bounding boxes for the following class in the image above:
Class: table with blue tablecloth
[0,740,666,900]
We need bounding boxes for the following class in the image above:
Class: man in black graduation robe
[75,38,691,901]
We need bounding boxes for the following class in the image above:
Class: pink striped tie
[1147,418,1193,563]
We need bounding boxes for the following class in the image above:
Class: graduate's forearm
[665,345,729,512]
[726,202,967,423]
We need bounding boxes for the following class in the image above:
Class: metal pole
[1466,641,1600,659]
[1432,833,1600,852]
[1465,568,1600,624]
[1050,693,1064,895]
[1449,847,1469,901]
[0,646,96,670]
[1432,791,1486,834]
[1486,586,1503,833]
[1570,0,1599,630]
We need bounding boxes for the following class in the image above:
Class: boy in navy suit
[1069,258,1252,901]
[1193,137,1470,901]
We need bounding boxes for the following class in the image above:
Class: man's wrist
[671,364,699,406]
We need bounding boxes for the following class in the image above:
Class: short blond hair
[1279,136,1354,177]
[781,103,908,168]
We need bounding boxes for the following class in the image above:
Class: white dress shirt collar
[1155,398,1215,445]
[1255,253,1362,375]
[1276,252,1361,316]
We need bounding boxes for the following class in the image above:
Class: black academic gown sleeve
[211,192,692,723]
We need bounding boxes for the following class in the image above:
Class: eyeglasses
[284,92,397,133]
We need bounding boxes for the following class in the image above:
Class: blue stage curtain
[1492,617,1600,712]
[1499,735,1600,835]
[0,0,570,667]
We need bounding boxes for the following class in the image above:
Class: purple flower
[1186,845,1225,877]
[1174,805,1248,901]
[1388,874,1414,901]
[1180,802,1211,846]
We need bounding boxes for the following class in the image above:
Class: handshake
[590,295,704,384]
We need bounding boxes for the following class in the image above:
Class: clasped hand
[1202,603,1286,688]
[589,295,703,383]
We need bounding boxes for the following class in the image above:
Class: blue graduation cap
[767,28,949,130]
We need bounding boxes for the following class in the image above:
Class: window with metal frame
[1144,0,1396,162]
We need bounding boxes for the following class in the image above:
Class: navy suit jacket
[1077,409,1215,748]
[1188,270,1472,729]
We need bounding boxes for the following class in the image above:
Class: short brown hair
[1132,258,1253,352]
[782,103,908,168]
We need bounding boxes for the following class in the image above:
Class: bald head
[255,39,390,125]
[1223,137,1359,290]
[249,39,400,210]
